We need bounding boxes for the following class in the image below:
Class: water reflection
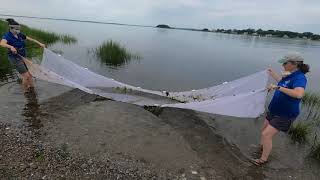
[22,89,43,130]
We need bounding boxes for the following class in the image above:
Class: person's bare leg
[21,57,35,90]
[260,119,269,147]
[27,72,34,88]
[260,125,279,161]
[20,72,30,93]
[21,72,33,93]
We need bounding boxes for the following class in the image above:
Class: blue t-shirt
[2,31,27,57]
[268,70,307,118]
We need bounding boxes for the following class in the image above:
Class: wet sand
[1,81,320,179]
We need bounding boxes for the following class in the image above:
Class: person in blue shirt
[0,18,46,93]
[253,53,310,166]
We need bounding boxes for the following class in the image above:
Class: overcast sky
[1,0,320,33]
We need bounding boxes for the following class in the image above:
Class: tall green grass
[302,92,320,108]
[287,92,320,160]
[289,92,320,144]
[288,121,312,143]
[60,35,77,44]
[95,40,140,66]
[302,92,320,121]
[21,24,60,45]
[0,20,11,73]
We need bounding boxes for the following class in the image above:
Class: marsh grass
[289,92,320,160]
[302,92,320,121]
[0,44,12,77]
[288,121,312,143]
[60,35,77,44]
[95,40,141,66]
[289,92,320,144]
[302,92,320,108]
[21,24,60,45]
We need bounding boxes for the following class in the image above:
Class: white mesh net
[26,48,269,118]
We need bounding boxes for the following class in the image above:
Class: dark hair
[297,63,310,74]
[6,18,19,26]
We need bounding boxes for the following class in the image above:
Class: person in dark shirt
[253,53,310,166]
[0,18,46,93]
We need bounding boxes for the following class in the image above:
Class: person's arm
[0,39,17,54]
[268,79,307,99]
[267,68,282,82]
[26,36,46,48]
[278,87,305,99]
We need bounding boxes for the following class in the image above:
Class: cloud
[1,0,320,33]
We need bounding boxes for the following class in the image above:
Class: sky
[1,0,320,33]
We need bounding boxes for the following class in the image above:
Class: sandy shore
[1,81,320,179]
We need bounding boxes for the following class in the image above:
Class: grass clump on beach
[288,121,312,143]
[95,40,141,66]
[288,92,320,143]
[287,92,320,161]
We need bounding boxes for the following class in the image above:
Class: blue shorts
[266,112,296,132]
[8,55,28,74]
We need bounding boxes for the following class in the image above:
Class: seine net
[27,48,269,118]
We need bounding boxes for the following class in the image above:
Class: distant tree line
[155,24,320,40]
[214,28,320,40]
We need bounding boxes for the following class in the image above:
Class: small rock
[191,171,198,175]
[200,177,206,180]
[20,164,27,171]
[88,159,93,164]
[81,163,88,168]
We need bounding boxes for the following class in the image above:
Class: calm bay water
[1,17,320,179]
[4,17,319,92]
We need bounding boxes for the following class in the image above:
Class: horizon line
[0,14,154,28]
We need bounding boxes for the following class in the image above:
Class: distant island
[155,24,320,41]
[156,24,172,29]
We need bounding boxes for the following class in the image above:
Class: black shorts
[266,112,296,132]
[8,56,28,74]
